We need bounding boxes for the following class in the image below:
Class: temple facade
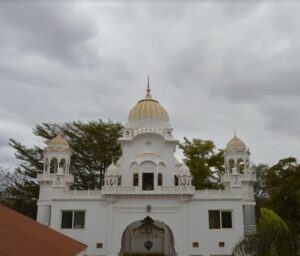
[37,85,256,256]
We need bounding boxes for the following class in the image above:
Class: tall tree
[179,137,224,189]
[3,120,123,218]
[264,157,300,233]
[252,164,269,217]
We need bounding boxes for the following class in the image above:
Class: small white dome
[106,162,119,176]
[178,163,191,176]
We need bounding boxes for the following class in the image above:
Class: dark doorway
[142,173,154,190]
[120,217,176,256]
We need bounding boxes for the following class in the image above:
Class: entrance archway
[120,216,176,256]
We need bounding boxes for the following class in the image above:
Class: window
[219,241,225,247]
[221,211,232,228]
[133,173,139,186]
[158,173,162,186]
[209,210,232,229]
[174,175,179,186]
[192,242,199,247]
[61,210,85,229]
[61,211,72,229]
[142,173,154,190]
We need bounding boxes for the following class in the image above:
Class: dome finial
[234,126,237,138]
[145,75,151,98]
[147,76,150,92]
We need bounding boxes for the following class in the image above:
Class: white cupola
[177,163,193,187]
[43,134,71,175]
[224,133,250,175]
[104,161,121,187]
[222,131,256,190]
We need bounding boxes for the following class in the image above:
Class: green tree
[264,157,300,233]
[2,120,123,218]
[179,137,224,189]
[252,164,269,217]
[232,208,298,256]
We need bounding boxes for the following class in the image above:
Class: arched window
[237,159,245,174]
[59,159,66,173]
[44,158,49,173]
[50,158,58,173]
[174,176,179,186]
[142,173,154,191]
[133,173,139,186]
[158,173,163,186]
[228,159,235,173]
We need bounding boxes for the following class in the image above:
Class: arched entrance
[120,216,176,256]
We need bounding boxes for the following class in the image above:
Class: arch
[158,161,166,167]
[228,159,235,173]
[237,159,245,174]
[49,158,58,173]
[158,162,166,169]
[139,160,157,173]
[133,132,165,141]
[130,161,139,172]
[120,216,176,256]
[245,159,250,173]
[44,158,49,173]
[59,159,66,173]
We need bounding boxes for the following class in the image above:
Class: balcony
[101,185,195,195]
[244,224,257,235]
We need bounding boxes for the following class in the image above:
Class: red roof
[0,205,87,256]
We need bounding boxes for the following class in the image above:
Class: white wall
[48,195,246,256]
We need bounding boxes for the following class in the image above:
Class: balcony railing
[244,225,257,235]
[101,186,195,195]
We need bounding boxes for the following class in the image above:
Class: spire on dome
[234,126,237,138]
[145,76,152,99]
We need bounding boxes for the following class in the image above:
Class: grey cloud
[1,1,300,169]
[0,2,99,67]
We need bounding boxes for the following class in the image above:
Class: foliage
[0,163,39,218]
[252,164,269,217]
[232,208,298,256]
[264,157,300,233]
[179,137,224,189]
[253,164,269,203]
[2,120,123,218]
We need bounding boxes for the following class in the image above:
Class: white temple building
[37,85,256,256]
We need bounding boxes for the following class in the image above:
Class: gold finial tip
[145,76,151,98]
[147,76,150,93]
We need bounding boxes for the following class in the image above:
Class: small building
[0,204,87,256]
[36,85,256,256]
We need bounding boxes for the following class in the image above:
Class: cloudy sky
[1,1,300,169]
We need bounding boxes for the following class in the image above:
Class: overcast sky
[1,1,300,169]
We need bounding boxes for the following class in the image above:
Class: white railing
[222,173,256,183]
[244,225,257,235]
[101,186,195,195]
[62,190,102,197]
[37,173,57,180]
[193,189,242,199]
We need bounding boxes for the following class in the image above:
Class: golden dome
[48,134,69,146]
[128,85,169,122]
[226,135,246,151]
